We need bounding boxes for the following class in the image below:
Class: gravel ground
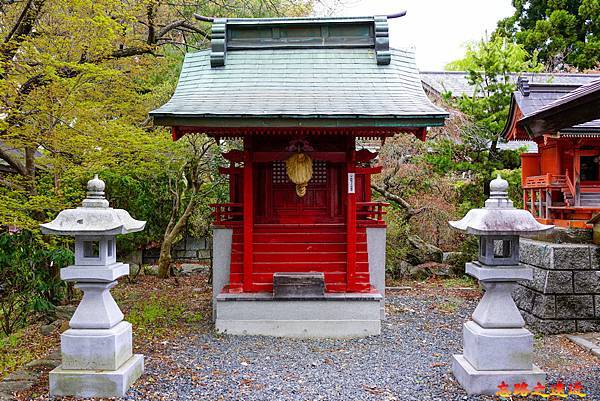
[121,292,600,401]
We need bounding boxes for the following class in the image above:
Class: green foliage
[0,331,34,378]
[384,208,413,279]
[446,36,541,136]
[424,135,522,214]
[494,0,600,70]
[432,36,535,217]
[441,275,477,289]
[0,0,312,233]
[0,231,73,335]
[127,295,186,337]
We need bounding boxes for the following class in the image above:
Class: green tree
[0,0,312,233]
[446,36,541,157]
[495,0,600,70]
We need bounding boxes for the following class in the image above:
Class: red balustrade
[210,203,243,226]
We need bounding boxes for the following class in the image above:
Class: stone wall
[142,236,212,264]
[514,239,600,334]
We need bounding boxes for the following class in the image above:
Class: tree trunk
[157,193,197,278]
[25,146,36,195]
[157,235,174,279]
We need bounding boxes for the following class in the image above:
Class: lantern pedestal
[49,276,144,398]
[49,354,144,398]
[452,262,546,395]
[452,355,545,396]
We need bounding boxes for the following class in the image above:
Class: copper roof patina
[151,15,447,129]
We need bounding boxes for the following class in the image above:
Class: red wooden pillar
[346,149,357,291]
[573,149,581,206]
[243,144,254,292]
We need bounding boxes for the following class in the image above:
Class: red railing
[524,174,566,189]
[210,203,243,226]
[564,173,576,205]
[210,201,389,226]
[357,201,389,225]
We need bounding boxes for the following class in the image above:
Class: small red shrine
[151,15,447,337]
[502,78,600,228]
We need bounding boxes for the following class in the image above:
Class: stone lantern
[40,175,145,398]
[449,175,553,395]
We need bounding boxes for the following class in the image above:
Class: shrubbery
[0,231,73,335]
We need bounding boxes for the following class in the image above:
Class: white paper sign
[348,173,355,194]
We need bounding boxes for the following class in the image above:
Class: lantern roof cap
[449,175,553,236]
[40,175,146,236]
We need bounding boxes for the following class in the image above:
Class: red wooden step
[234,242,368,253]
[231,251,369,263]
[235,261,369,273]
[250,233,367,243]
[253,224,345,233]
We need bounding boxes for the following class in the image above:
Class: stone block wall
[514,239,600,334]
[142,236,211,264]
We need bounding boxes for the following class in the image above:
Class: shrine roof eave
[149,48,448,127]
[520,78,600,135]
[152,115,447,129]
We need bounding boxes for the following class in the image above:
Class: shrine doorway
[255,160,344,225]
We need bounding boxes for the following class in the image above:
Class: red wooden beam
[346,150,357,292]
[252,151,347,163]
[242,146,254,292]
[218,167,243,175]
[171,125,417,139]
[416,127,427,142]
[172,126,180,141]
[355,166,382,175]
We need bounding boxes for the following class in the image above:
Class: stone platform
[514,239,600,333]
[215,292,382,338]
[49,354,143,398]
[452,355,546,395]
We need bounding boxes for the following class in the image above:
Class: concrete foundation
[211,226,386,337]
[515,239,600,333]
[215,292,382,338]
[212,228,232,321]
[367,227,386,319]
[49,354,144,398]
[452,355,545,395]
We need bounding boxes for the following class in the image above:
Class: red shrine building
[151,15,447,337]
[502,77,600,229]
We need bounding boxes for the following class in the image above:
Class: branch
[0,145,27,176]
[109,45,155,59]
[371,184,429,217]
[156,19,208,40]
[1,0,46,78]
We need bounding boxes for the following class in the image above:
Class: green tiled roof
[151,47,448,127]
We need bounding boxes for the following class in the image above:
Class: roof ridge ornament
[195,13,405,67]
[374,16,391,65]
[517,76,530,97]
[210,18,227,68]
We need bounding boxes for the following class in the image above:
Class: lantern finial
[485,174,512,209]
[489,174,509,198]
[82,174,109,208]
